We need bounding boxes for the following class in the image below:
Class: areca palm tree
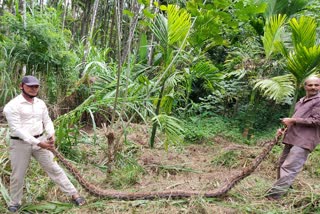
[148,4,192,148]
[255,15,320,115]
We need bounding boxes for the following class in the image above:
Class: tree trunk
[21,0,27,76]
[121,0,141,64]
[111,0,124,125]
[0,0,3,16]
[80,0,99,77]
[150,84,165,148]
[108,6,116,53]
[289,82,300,117]
[100,0,110,47]
[80,1,92,39]
[71,3,79,37]
[62,0,70,30]
[147,0,157,66]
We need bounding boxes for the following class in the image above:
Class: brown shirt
[283,93,320,151]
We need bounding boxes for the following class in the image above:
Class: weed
[109,154,145,189]
[305,146,320,177]
[211,150,242,168]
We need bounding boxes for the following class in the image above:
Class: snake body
[51,137,279,199]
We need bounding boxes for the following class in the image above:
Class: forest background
[2,0,320,213]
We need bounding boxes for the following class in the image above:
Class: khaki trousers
[268,144,309,197]
[9,138,78,206]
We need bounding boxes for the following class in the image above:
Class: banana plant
[255,15,320,115]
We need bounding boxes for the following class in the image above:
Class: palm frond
[164,71,184,90]
[150,14,168,48]
[262,0,308,19]
[264,0,287,19]
[254,74,296,103]
[274,40,289,57]
[286,45,320,81]
[150,4,191,49]
[161,93,174,114]
[289,16,316,49]
[262,14,287,58]
[152,114,184,148]
[192,60,222,87]
[167,5,191,45]
[283,0,309,17]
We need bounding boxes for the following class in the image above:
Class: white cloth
[3,94,54,145]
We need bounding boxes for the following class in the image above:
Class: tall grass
[0,47,20,106]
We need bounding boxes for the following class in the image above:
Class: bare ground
[1,123,320,213]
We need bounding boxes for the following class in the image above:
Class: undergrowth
[1,120,320,213]
[109,153,145,189]
[211,150,242,168]
[183,115,278,145]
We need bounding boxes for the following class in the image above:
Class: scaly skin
[52,135,280,200]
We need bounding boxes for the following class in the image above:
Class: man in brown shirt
[266,76,320,200]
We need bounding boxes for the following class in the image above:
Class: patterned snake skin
[51,136,280,200]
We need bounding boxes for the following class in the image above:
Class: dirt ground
[48,124,279,213]
[1,123,319,213]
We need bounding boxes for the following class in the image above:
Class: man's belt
[10,133,44,140]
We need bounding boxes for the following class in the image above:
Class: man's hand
[38,141,55,151]
[47,135,55,144]
[281,118,296,127]
[276,128,285,137]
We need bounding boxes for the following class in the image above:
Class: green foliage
[0,9,77,70]
[186,0,266,49]
[260,0,309,19]
[253,74,296,103]
[183,116,244,144]
[110,154,145,189]
[211,150,242,168]
[0,63,19,105]
[196,80,248,117]
[0,177,10,206]
[152,114,184,149]
[149,4,192,148]
[183,113,282,145]
[0,7,79,103]
[235,97,289,134]
[54,94,101,160]
[257,15,320,113]
[262,14,287,58]
[21,202,73,213]
[305,146,320,177]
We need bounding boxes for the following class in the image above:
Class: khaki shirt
[284,93,320,151]
[3,94,55,145]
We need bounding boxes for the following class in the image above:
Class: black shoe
[8,205,20,213]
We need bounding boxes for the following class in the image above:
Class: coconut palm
[255,15,320,115]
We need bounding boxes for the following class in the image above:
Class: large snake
[51,135,281,200]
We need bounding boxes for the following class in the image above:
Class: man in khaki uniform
[4,75,85,212]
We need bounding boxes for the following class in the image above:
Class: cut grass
[1,121,320,213]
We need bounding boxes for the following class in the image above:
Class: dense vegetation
[2,0,320,213]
